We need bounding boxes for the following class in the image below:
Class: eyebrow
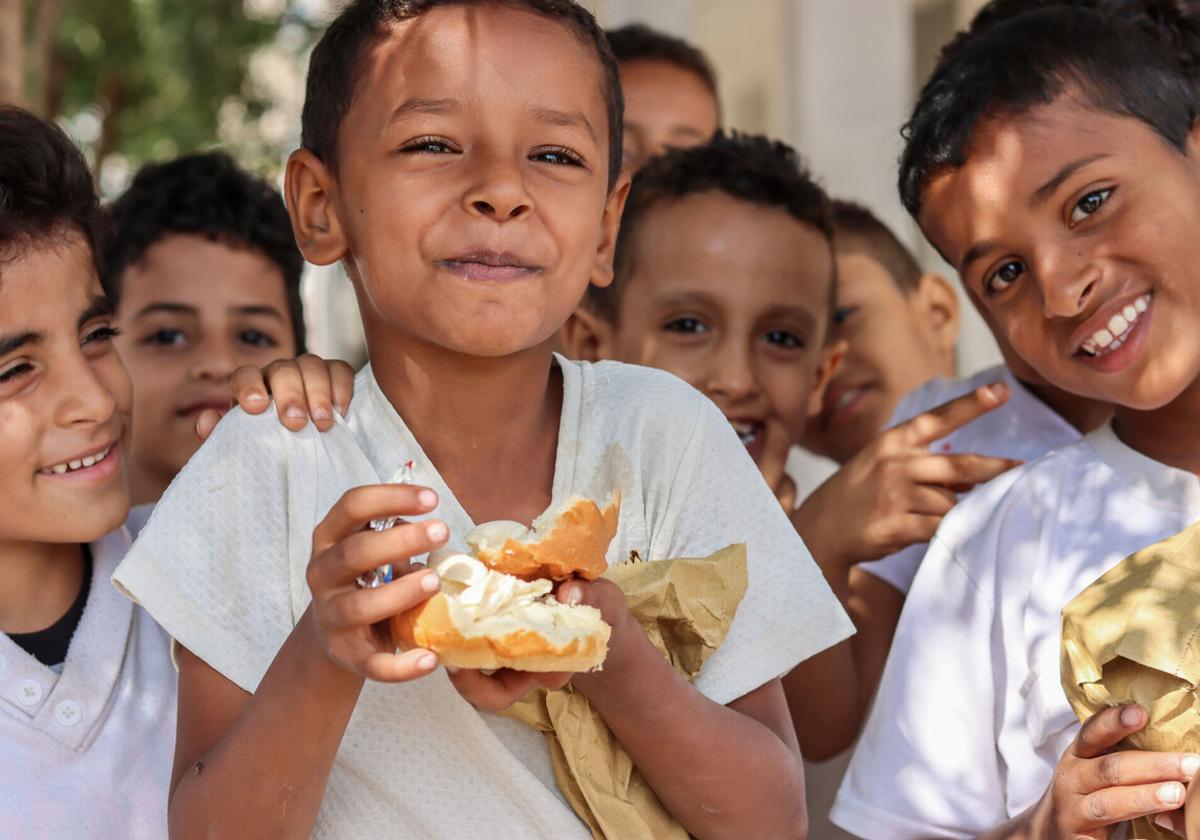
[959,239,1000,275]
[0,295,113,358]
[531,106,598,143]
[387,97,461,124]
[133,302,286,322]
[1031,153,1110,205]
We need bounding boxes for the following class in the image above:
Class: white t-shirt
[832,422,1200,839]
[115,357,853,839]
[860,364,1081,593]
[2,528,176,838]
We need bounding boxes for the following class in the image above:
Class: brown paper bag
[505,544,749,840]
[1061,521,1200,840]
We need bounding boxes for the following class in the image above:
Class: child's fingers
[329,359,356,418]
[312,485,441,550]
[447,667,538,713]
[898,383,1011,448]
[534,672,573,690]
[323,567,441,628]
[903,485,959,517]
[1078,751,1200,793]
[361,648,439,683]
[1074,704,1148,760]
[868,513,944,558]
[310,520,447,590]
[260,360,310,430]
[227,364,273,415]
[295,354,337,431]
[193,408,224,443]
[1077,780,1185,828]
[905,453,1023,490]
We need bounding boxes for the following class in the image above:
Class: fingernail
[1159,782,1183,805]
[1121,705,1143,727]
[420,571,440,592]
[426,521,447,541]
[246,391,267,404]
[564,585,583,606]
[417,489,437,508]
[1183,754,1200,776]
[988,382,1008,398]
[285,405,306,419]
[418,653,438,670]
[313,407,331,422]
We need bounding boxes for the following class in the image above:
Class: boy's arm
[166,485,446,840]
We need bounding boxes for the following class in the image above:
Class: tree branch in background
[32,0,66,115]
[0,0,23,107]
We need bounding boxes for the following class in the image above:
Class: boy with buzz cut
[0,108,348,839]
[606,23,721,172]
[112,2,854,837]
[833,6,1200,839]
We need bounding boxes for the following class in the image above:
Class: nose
[1034,245,1100,319]
[463,150,533,222]
[55,348,117,428]
[188,336,241,384]
[705,337,759,404]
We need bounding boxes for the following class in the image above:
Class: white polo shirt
[860,364,1081,593]
[115,357,853,839]
[832,422,1200,839]
[1,528,176,838]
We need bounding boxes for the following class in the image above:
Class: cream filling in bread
[428,548,606,647]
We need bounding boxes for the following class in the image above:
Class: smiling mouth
[39,442,116,476]
[729,419,764,448]
[1078,293,1151,357]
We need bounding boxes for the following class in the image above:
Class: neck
[1111,377,1200,475]
[0,541,86,634]
[365,328,563,522]
[1020,379,1112,435]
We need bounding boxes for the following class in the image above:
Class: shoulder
[567,358,713,436]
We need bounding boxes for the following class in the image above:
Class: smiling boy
[113,3,852,837]
[833,7,1200,838]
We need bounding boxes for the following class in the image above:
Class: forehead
[347,5,608,143]
[629,190,832,305]
[0,235,99,327]
[834,251,906,301]
[119,235,289,313]
[919,97,1175,264]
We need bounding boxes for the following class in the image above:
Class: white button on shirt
[1,527,176,839]
[833,422,1200,839]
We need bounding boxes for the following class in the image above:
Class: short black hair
[606,23,718,96]
[103,152,306,353]
[589,131,835,322]
[899,5,1200,219]
[832,200,922,293]
[302,0,624,190]
[0,106,105,275]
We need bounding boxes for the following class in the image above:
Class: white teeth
[51,464,68,475]
[1123,306,1137,322]
[1135,296,1149,313]
[1094,329,1114,348]
[81,455,96,468]
[1108,314,1128,335]
[68,460,82,470]
[1082,293,1152,358]
[43,445,111,476]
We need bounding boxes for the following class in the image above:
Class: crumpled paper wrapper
[504,544,749,840]
[1061,522,1200,840]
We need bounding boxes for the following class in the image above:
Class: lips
[1077,293,1152,357]
[820,382,872,429]
[38,440,118,477]
[438,250,541,282]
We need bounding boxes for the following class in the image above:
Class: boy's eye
[0,361,33,384]
[765,329,804,350]
[143,328,186,347]
[400,136,458,155]
[985,260,1025,296]
[1069,188,1113,226]
[531,146,584,167]
[663,316,708,335]
[82,325,121,347]
[239,329,278,349]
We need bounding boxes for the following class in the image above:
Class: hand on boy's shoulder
[194,354,357,443]
[793,382,1023,571]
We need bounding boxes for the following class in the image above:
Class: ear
[807,338,846,419]
[284,149,349,267]
[911,272,961,369]
[590,172,632,289]
[559,305,616,363]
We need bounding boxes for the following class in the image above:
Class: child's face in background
[620,59,719,173]
[607,191,838,470]
[311,5,624,361]
[921,97,1200,411]
[801,251,957,464]
[114,234,297,504]
[0,234,132,547]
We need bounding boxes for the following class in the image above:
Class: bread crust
[474,494,621,581]
[391,591,611,672]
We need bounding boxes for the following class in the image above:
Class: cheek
[96,353,134,418]
[762,362,814,432]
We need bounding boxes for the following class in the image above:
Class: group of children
[5,0,1200,837]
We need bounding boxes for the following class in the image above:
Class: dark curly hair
[587,131,834,321]
[899,3,1200,219]
[606,23,718,95]
[301,0,623,190]
[103,152,306,352]
[0,106,106,275]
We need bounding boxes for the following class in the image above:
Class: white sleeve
[648,394,855,706]
[859,543,925,593]
[832,532,1007,839]
[112,409,301,693]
